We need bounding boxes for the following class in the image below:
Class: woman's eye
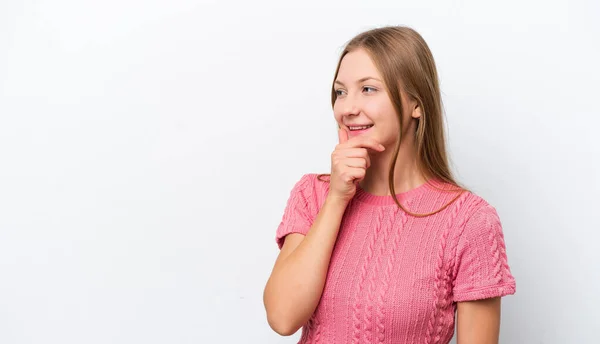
[363,86,377,93]
[335,89,346,96]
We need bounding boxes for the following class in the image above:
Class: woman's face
[333,48,420,147]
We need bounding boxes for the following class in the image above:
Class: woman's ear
[412,104,423,119]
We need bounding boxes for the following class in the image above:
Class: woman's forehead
[338,49,380,78]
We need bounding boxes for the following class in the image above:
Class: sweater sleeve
[452,203,517,302]
[275,174,319,250]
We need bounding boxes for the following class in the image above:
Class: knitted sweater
[275,173,516,344]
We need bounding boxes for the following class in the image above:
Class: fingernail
[379,144,385,150]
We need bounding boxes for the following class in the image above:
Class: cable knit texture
[275,173,516,344]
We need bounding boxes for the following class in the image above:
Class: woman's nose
[341,98,360,117]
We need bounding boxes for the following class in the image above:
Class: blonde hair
[318,25,468,217]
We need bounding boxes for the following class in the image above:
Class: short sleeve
[275,174,320,250]
[452,203,517,302]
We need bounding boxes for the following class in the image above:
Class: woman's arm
[456,297,501,344]
[263,196,348,336]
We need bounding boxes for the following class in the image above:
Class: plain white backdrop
[1,0,599,343]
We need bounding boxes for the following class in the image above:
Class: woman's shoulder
[462,188,498,217]
[428,179,497,215]
[449,187,504,236]
[287,173,331,205]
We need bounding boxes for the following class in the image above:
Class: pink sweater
[275,173,516,344]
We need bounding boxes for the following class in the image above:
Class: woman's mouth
[348,124,374,136]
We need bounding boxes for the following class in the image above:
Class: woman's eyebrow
[334,77,382,86]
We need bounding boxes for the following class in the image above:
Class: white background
[1,0,599,343]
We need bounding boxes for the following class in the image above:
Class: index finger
[338,127,349,144]
[345,135,385,152]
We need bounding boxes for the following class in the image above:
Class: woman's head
[328,25,467,215]
[333,47,422,151]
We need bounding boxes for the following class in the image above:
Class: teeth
[349,125,373,131]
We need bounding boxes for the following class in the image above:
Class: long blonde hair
[318,25,468,217]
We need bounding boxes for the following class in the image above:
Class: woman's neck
[359,144,427,196]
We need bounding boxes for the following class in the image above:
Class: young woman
[263,26,516,344]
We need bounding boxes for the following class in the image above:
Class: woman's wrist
[324,194,350,210]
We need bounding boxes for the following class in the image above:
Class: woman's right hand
[328,128,386,203]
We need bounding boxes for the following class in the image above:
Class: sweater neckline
[353,178,442,206]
